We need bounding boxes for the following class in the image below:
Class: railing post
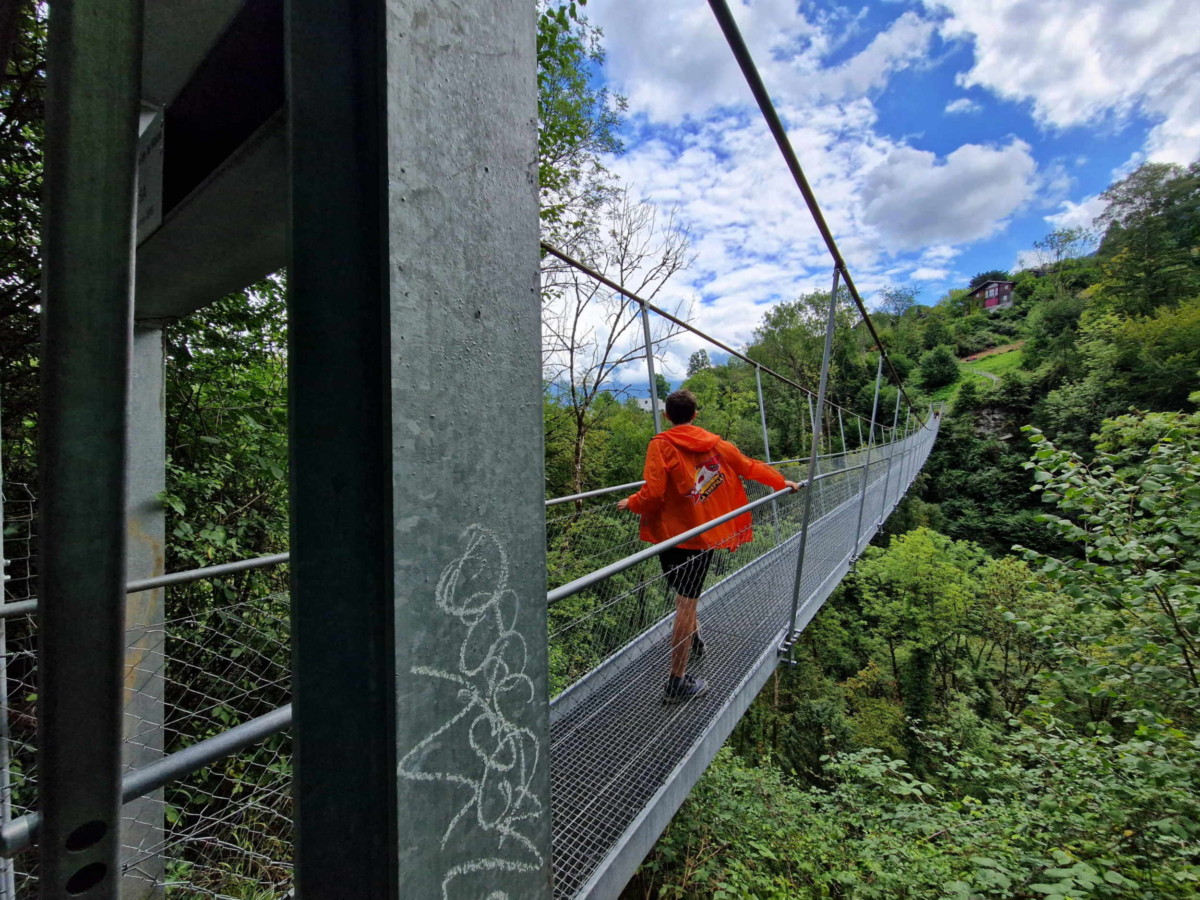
[782,268,840,655]
[880,387,902,524]
[639,299,663,433]
[851,355,883,562]
[754,365,781,542]
[837,408,846,458]
[902,406,913,489]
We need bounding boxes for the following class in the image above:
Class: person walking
[618,389,798,703]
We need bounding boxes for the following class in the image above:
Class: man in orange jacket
[618,389,798,703]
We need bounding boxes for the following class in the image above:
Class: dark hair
[665,389,697,425]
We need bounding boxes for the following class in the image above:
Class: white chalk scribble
[397,525,545,899]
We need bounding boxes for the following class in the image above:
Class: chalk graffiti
[397,525,545,899]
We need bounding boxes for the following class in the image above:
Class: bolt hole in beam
[64,862,107,895]
[64,819,107,852]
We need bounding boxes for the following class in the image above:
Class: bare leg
[670,593,699,679]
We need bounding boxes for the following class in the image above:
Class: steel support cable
[705,0,926,427]
[540,241,876,429]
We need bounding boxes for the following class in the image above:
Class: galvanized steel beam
[121,324,168,898]
[38,0,143,895]
[288,0,549,895]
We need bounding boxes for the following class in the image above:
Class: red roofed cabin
[968,280,1015,312]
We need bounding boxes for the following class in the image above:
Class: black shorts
[659,547,714,598]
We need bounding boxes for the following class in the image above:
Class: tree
[877,286,918,318]
[686,348,711,376]
[917,345,959,390]
[1092,161,1200,316]
[969,269,1011,289]
[1020,416,1200,731]
[0,2,44,477]
[537,1,625,236]
[541,188,691,495]
[1030,228,1094,299]
[654,372,670,400]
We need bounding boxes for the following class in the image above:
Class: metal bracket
[776,630,803,665]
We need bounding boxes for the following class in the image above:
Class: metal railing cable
[540,241,877,429]
[705,0,926,427]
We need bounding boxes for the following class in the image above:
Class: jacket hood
[653,424,720,453]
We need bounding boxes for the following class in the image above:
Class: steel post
[754,365,781,539]
[902,406,913,490]
[837,408,846,457]
[121,324,167,899]
[851,355,883,561]
[784,268,840,648]
[39,0,142,894]
[880,388,902,522]
[640,300,663,433]
[288,1,549,895]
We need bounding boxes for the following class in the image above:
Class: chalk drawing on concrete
[397,525,544,899]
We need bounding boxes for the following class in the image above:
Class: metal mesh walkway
[549,424,937,898]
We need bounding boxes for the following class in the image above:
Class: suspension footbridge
[5,0,939,897]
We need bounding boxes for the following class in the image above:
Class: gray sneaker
[663,674,708,704]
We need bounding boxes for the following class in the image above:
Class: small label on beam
[136,107,164,245]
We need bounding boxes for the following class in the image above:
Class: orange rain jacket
[626,424,787,552]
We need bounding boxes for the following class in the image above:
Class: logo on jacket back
[690,455,725,504]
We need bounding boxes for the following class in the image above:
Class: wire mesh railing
[0,415,935,898]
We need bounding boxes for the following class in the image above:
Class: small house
[967,280,1015,312]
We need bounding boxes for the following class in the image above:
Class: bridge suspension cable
[706,0,927,427]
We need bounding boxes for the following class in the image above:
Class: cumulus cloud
[944,97,981,115]
[861,140,1038,251]
[911,266,950,281]
[813,12,937,99]
[589,0,934,122]
[924,0,1200,163]
[1045,193,1108,232]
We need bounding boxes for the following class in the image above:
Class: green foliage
[686,348,711,376]
[639,731,1200,900]
[970,269,1012,290]
[0,2,44,476]
[918,345,960,390]
[161,284,291,615]
[1092,161,1200,317]
[537,1,624,231]
[1019,418,1200,731]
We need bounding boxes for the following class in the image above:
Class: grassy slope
[925,348,1026,405]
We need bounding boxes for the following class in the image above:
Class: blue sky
[577,0,1198,383]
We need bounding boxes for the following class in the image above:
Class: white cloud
[944,97,980,115]
[589,0,934,122]
[861,140,1038,251]
[813,12,937,100]
[911,266,949,280]
[1045,193,1108,232]
[924,0,1200,163]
